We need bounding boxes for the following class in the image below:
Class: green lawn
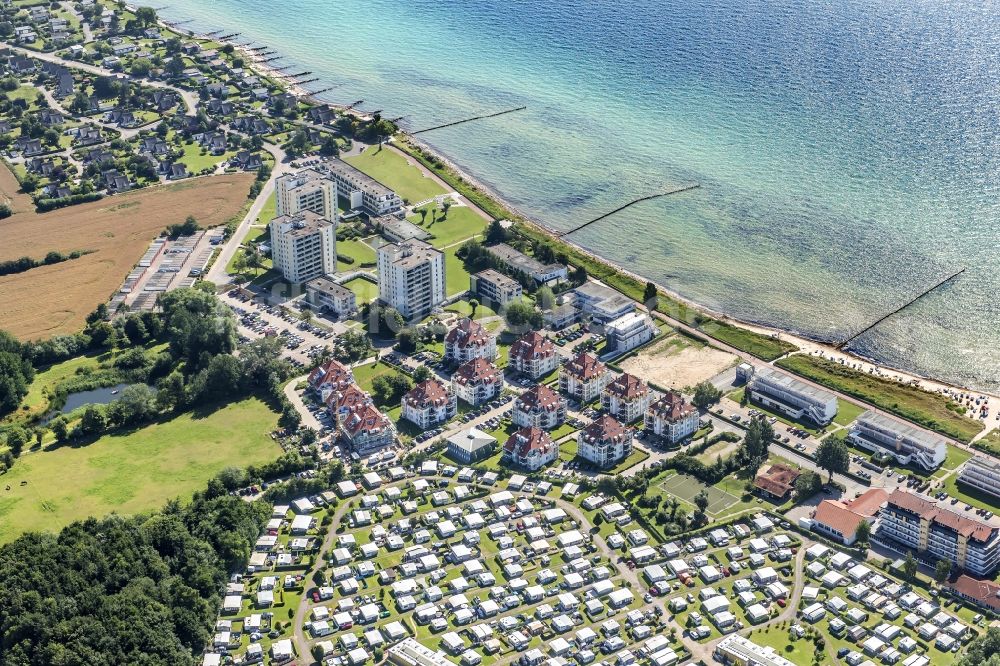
[943,443,973,471]
[178,142,237,173]
[12,352,103,422]
[408,204,487,248]
[444,245,471,297]
[344,146,446,204]
[942,473,1000,515]
[7,85,41,105]
[352,361,398,394]
[0,397,281,544]
[337,238,377,268]
[257,191,276,223]
[833,399,866,427]
[445,299,496,319]
[343,276,379,305]
[776,355,984,443]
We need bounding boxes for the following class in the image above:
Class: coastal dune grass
[776,354,984,443]
[0,397,281,544]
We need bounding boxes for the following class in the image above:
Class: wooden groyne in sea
[838,267,967,350]
[412,106,527,135]
[557,184,701,238]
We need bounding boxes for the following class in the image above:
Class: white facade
[401,380,457,430]
[377,239,445,319]
[509,332,559,379]
[959,456,1000,500]
[451,358,502,406]
[849,411,947,471]
[577,416,632,469]
[306,276,357,316]
[645,393,700,444]
[604,313,657,354]
[601,374,652,424]
[324,157,403,216]
[513,385,567,430]
[560,353,611,403]
[269,211,337,283]
[748,367,838,426]
[275,169,337,220]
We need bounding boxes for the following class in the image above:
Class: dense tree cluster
[0,492,268,665]
[0,331,33,416]
[958,627,1000,666]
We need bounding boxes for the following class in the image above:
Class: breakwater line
[557,184,701,237]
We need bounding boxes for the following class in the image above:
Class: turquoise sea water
[160,0,1000,391]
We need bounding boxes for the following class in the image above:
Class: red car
[776,598,787,607]
[311,591,320,603]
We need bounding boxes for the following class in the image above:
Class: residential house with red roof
[444,317,497,364]
[503,427,557,471]
[401,379,457,430]
[451,357,503,406]
[340,403,395,452]
[513,384,567,430]
[644,392,699,444]
[578,415,632,469]
[308,359,354,400]
[559,351,611,403]
[601,373,653,424]
[325,383,373,425]
[753,464,802,500]
[509,331,559,379]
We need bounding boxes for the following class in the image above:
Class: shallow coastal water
[161,0,1000,391]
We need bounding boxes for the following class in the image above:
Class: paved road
[207,141,290,285]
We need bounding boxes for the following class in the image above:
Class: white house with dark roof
[402,380,457,430]
[509,331,559,379]
[452,357,502,406]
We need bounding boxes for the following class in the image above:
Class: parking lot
[221,290,349,366]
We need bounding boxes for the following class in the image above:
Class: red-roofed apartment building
[340,403,396,452]
[560,351,611,403]
[509,331,559,379]
[308,359,354,399]
[513,384,567,430]
[401,379,457,430]
[601,373,653,424]
[451,357,503,406]
[644,392,699,444]
[503,427,557,471]
[444,317,497,364]
[877,489,1000,576]
[811,488,888,546]
[578,415,632,469]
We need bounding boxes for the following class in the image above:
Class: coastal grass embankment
[394,137,797,362]
[775,354,984,443]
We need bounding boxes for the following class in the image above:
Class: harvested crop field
[0,166,253,340]
[619,332,738,390]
